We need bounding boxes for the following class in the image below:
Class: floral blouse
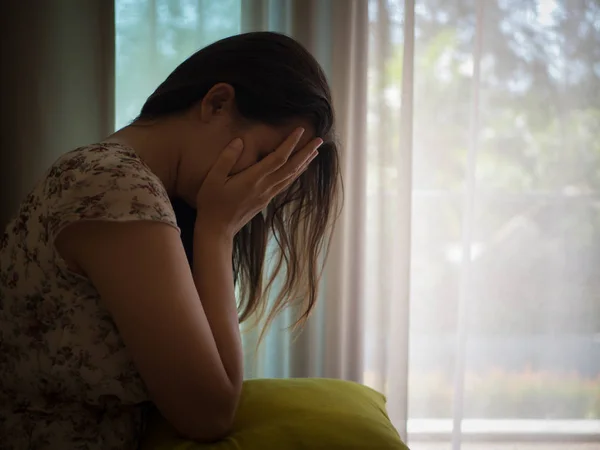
[0,143,179,449]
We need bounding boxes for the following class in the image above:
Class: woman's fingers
[267,127,306,172]
[224,130,321,203]
[245,128,305,179]
[205,138,244,182]
[266,138,322,186]
[267,148,320,197]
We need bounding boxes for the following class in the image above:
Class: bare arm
[191,223,243,406]
[56,220,241,441]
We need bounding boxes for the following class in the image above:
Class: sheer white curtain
[115,0,600,448]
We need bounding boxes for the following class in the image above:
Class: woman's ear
[199,83,236,123]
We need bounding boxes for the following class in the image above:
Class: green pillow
[141,378,409,450]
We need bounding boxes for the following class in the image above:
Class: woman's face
[177,83,315,206]
[226,120,316,175]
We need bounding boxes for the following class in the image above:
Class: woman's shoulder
[41,142,178,237]
[49,142,160,189]
[46,142,166,199]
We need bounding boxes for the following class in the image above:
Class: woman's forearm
[192,223,243,397]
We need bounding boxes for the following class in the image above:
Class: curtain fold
[322,0,370,383]
[386,0,415,441]
[451,2,484,448]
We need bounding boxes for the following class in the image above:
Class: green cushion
[141,378,409,450]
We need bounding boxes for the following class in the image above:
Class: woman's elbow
[176,409,236,442]
[175,390,239,442]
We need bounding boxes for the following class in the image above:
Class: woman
[0,32,340,449]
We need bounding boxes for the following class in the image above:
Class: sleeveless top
[0,143,179,449]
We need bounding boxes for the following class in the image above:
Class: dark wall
[0,0,115,228]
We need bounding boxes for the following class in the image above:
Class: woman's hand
[195,128,322,238]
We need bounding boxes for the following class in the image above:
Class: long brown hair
[139,32,341,335]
